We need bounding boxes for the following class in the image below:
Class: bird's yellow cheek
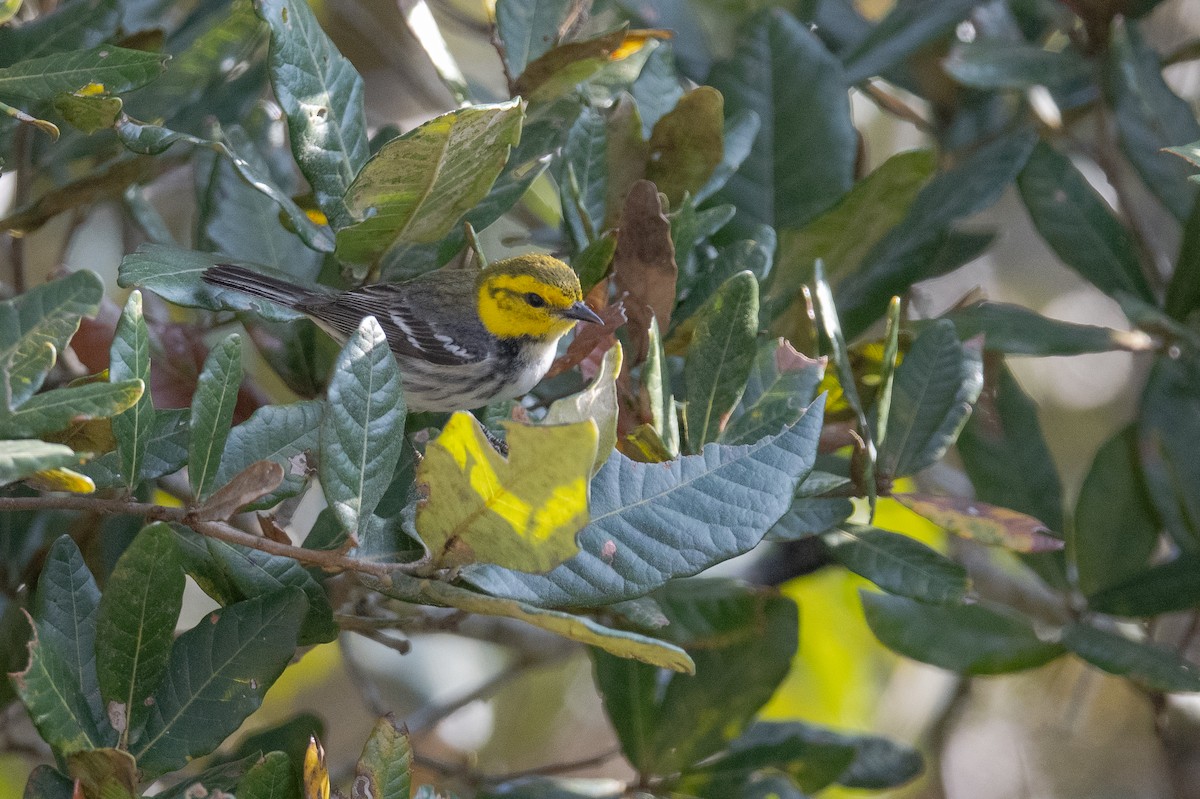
[478,286,575,340]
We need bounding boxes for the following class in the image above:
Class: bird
[201,254,603,412]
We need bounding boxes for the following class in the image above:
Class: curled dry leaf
[195,460,286,521]
[613,179,678,364]
[894,493,1064,553]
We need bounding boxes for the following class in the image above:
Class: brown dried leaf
[895,493,1064,553]
[613,179,678,364]
[195,460,285,521]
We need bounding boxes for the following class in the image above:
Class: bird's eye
[524,292,547,308]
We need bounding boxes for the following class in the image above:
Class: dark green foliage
[4,0,1200,796]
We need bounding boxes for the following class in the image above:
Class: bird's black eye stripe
[524,292,547,308]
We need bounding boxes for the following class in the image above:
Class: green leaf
[925,301,1155,356]
[320,317,405,544]
[0,269,103,407]
[641,317,679,456]
[546,343,622,471]
[237,751,299,799]
[593,579,798,774]
[826,525,969,604]
[213,400,322,511]
[1168,197,1200,320]
[257,0,368,230]
[197,138,324,278]
[1062,623,1200,692]
[1104,20,1200,220]
[694,109,759,205]
[558,105,607,248]
[335,101,524,273]
[189,334,242,500]
[684,271,759,449]
[813,260,876,507]
[494,0,574,78]
[836,129,1036,337]
[77,408,189,489]
[0,379,143,439]
[766,470,855,541]
[765,149,934,328]
[678,721,856,796]
[957,363,1065,534]
[0,0,118,67]
[95,523,184,746]
[841,0,978,83]
[12,535,109,755]
[109,291,153,490]
[722,338,825,446]
[645,86,723,208]
[355,716,412,799]
[877,320,983,478]
[673,234,773,330]
[1017,142,1153,301]
[942,40,1091,90]
[151,755,261,799]
[417,412,596,572]
[203,537,337,646]
[53,91,122,133]
[631,42,684,137]
[117,244,306,323]
[861,591,1064,675]
[0,440,84,485]
[0,45,166,102]
[1139,353,1200,548]
[1072,427,1159,596]
[1089,554,1200,616]
[680,720,920,795]
[367,572,693,672]
[19,766,74,799]
[464,400,823,607]
[132,588,307,778]
[708,9,856,232]
[113,120,335,254]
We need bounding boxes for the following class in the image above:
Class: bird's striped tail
[201,264,316,309]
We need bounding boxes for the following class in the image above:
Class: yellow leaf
[0,0,22,25]
[26,467,95,494]
[416,412,597,572]
[303,736,329,799]
[545,341,621,472]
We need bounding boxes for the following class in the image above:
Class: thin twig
[0,494,430,577]
[412,746,623,788]
[405,660,529,736]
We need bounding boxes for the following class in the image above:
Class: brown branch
[0,494,429,577]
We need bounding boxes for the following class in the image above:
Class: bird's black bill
[561,301,604,324]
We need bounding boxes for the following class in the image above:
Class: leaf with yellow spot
[417,412,597,572]
[894,493,1063,553]
[303,736,330,799]
[545,342,621,472]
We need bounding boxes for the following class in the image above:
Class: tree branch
[0,494,429,577]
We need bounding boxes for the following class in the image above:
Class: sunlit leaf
[417,412,597,572]
[546,343,622,471]
[0,379,143,439]
[0,45,166,102]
